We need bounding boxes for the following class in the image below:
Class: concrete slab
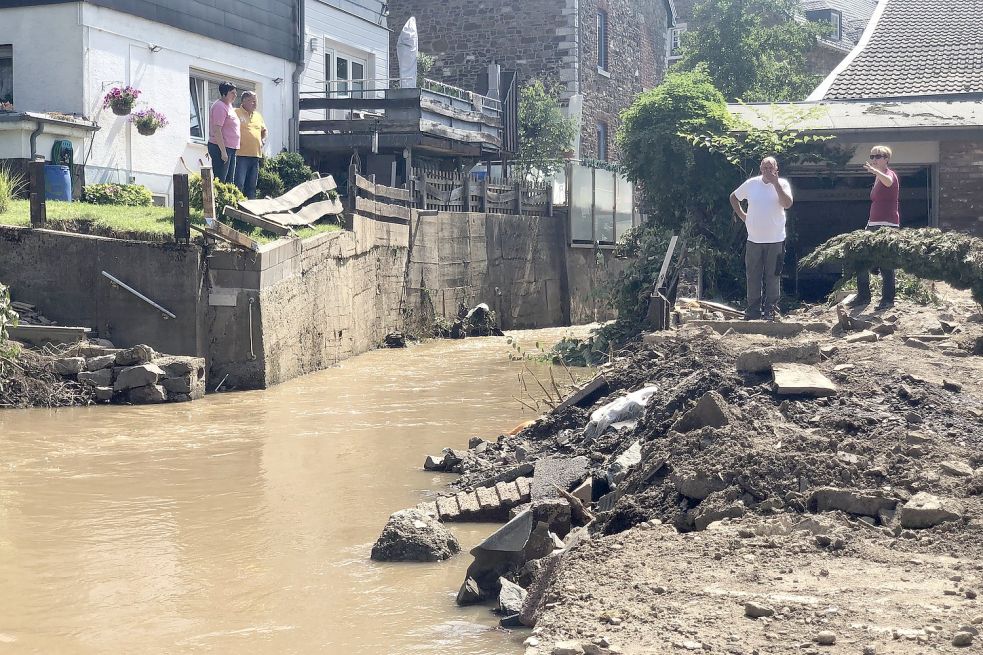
[736,342,821,373]
[476,485,500,510]
[456,491,481,517]
[686,320,828,337]
[496,481,522,505]
[436,495,460,521]
[773,363,837,397]
[845,330,878,343]
[531,456,590,501]
[516,476,532,499]
[475,509,533,553]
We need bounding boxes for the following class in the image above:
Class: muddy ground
[430,287,983,654]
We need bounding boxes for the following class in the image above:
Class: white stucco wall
[79,4,295,201]
[0,4,85,114]
[300,0,391,121]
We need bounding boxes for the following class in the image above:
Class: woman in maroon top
[850,145,900,310]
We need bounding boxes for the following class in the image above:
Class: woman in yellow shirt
[234,91,268,199]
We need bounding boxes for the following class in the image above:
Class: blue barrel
[44,164,72,202]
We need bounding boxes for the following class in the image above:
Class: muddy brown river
[0,329,586,654]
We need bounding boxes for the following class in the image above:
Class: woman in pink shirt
[850,144,900,310]
[207,81,241,184]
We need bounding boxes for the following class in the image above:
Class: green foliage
[0,282,19,363]
[261,152,316,192]
[188,174,246,213]
[256,165,285,199]
[0,164,25,214]
[516,80,576,178]
[82,183,153,207]
[676,0,829,102]
[417,52,437,85]
[800,228,983,304]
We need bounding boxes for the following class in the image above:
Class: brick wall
[939,139,983,237]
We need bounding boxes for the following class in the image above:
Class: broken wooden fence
[348,165,415,225]
[413,168,552,216]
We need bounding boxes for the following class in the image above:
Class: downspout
[30,122,46,160]
[290,0,306,152]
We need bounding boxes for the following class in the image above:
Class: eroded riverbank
[0,328,587,654]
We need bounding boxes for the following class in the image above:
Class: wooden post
[421,168,429,211]
[200,166,216,222]
[462,171,471,213]
[28,159,46,228]
[514,180,522,215]
[173,173,190,243]
[347,162,358,214]
[481,173,488,213]
[547,181,554,217]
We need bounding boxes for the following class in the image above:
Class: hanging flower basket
[131,108,168,137]
[103,86,141,116]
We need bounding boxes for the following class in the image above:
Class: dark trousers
[745,240,784,318]
[234,156,261,199]
[207,142,237,184]
[856,225,898,304]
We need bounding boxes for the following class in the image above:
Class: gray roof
[802,0,878,51]
[814,0,983,100]
[728,100,983,132]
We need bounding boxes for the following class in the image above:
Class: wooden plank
[356,196,413,222]
[238,176,337,216]
[200,167,216,220]
[28,160,46,228]
[223,206,291,236]
[265,198,344,226]
[421,120,502,146]
[196,220,260,251]
[173,173,190,242]
[299,118,422,133]
[298,95,421,111]
[420,97,502,128]
[354,173,415,203]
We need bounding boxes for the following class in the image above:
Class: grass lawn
[0,200,341,244]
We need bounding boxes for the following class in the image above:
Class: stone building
[386,0,676,162]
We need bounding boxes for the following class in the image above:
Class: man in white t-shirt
[729,157,794,320]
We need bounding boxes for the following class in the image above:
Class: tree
[676,0,829,102]
[516,81,576,179]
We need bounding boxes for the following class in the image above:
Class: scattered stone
[952,632,973,647]
[872,322,896,336]
[93,386,114,402]
[672,391,730,432]
[809,487,898,517]
[745,601,775,618]
[114,344,156,366]
[905,338,931,350]
[833,364,855,372]
[940,461,974,477]
[773,364,837,397]
[863,645,876,655]
[53,357,86,376]
[85,354,116,371]
[552,641,585,655]
[815,630,836,645]
[113,363,165,392]
[127,384,167,404]
[77,369,113,387]
[943,379,963,392]
[498,577,527,615]
[370,508,460,562]
[898,492,963,529]
[735,342,821,373]
[845,330,878,344]
[607,440,643,487]
[456,577,483,604]
[531,456,589,501]
[672,470,728,500]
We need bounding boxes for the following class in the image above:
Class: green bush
[0,281,18,358]
[188,174,245,213]
[0,164,26,214]
[263,152,316,191]
[82,183,153,207]
[256,165,285,199]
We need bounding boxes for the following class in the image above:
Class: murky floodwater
[0,328,587,655]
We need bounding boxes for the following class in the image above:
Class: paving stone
[476,485,500,510]
[436,495,460,520]
[531,456,590,501]
[516,476,532,499]
[456,491,481,517]
[773,363,837,397]
[845,330,878,343]
[496,481,522,506]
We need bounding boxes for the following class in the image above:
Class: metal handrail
[102,271,176,319]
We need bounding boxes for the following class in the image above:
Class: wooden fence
[415,168,553,216]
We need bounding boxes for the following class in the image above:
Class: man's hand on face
[762,170,777,185]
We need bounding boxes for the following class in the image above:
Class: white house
[0,0,300,204]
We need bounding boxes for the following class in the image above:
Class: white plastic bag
[583,386,659,441]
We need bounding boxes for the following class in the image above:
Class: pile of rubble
[50,342,206,405]
[8,300,57,326]
[372,291,983,654]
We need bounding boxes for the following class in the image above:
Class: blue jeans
[207,142,237,184]
[234,156,261,199]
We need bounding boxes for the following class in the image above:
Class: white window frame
[0,44,13,105]
[189,70,256,144]
[829,11,842,40]
[669,24,687,60]
[597,10,609,73]
[323,40,371,119]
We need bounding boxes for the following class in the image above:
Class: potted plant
[103,85,141,116]
[131,108,168,136]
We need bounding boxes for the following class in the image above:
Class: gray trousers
[745,240,784,318]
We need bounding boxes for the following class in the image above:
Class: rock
[127,384,167,404]
[905,338,931,350]
[424,454,446,470]
[114,344,156,366]
[531,456,589,501]
[370,508,461,562]
[552,640,585,655]
[898,492,963,529]
[571,478,593,505]
[672,391,730,432]
[93,386,114,402]
[745,601,775,618]
[520,551,563,627]
[672,471,728,500]
[478,509,533,552]
[530,499,572,538]
[872,322,896,336]
[77,369,113,387]
[773,364,837,397]
[456,577,483,604]
[952,632,973,647]
[607,440,643,487]
[735,342,821,373]
[85,354,116,371]
[809,487,898,517]
[833,364,855,372]
[845,330,878,343]
[498,577,527,615]
[523,521,556,561]
[113,364,165,392]
[940,461,973,477]
[161,374,197,395]
[815,631,836,645]
[943,379,963,392]
[695,498,745,530]
[53,357,86,376]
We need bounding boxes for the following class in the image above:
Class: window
[0,45,12,105]
[597,10,609,72]
[189,70,255,142]
[805,9,843,41]
[325,51,367,99]
[829,11,842,40]
[597,121,608,162]
[669,24,687,60]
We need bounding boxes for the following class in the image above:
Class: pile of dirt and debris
[374,287,983,654]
